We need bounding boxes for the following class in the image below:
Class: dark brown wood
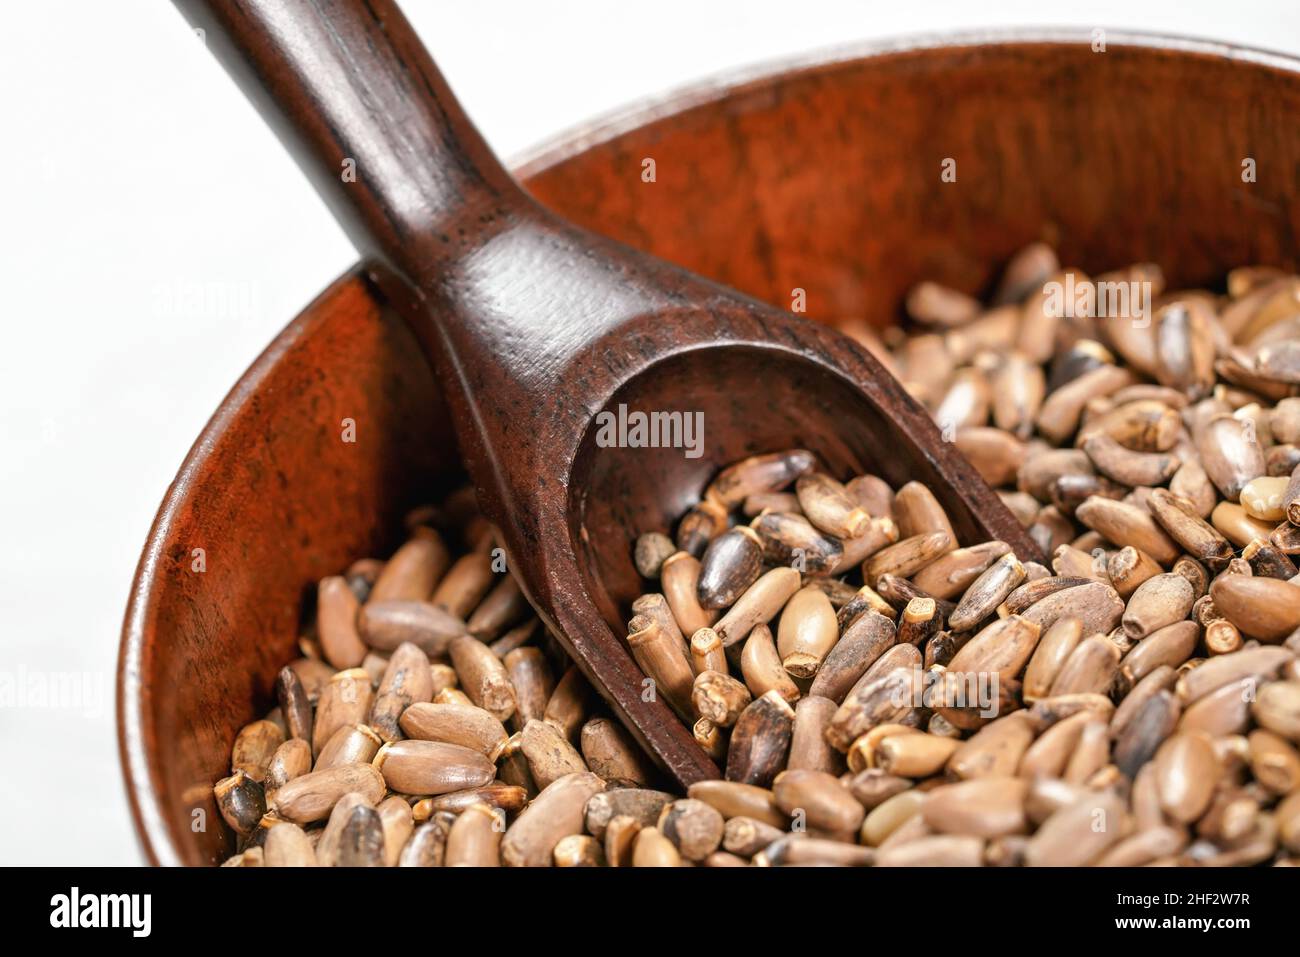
[121,25,1300,864]
[168,0,1033,789]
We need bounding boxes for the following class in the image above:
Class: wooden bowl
[119,31,1300,864]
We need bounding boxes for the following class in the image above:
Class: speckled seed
[726,690,794,787]
[705,449,816,509]
[270,763,385,825]
[633,532,677,579]
[580,717,653,787]
[696,528,764,610]
[448,634,517,722]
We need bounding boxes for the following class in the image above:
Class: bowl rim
[118,26,1300,866]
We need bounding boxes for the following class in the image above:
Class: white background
[3,0,1299,865]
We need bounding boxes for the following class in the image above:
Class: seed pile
[215,489,655,866]
[214,246,1300,867]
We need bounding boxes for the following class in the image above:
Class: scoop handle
[175,0,528,284]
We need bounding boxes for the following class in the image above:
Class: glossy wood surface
[121,26,1300,863]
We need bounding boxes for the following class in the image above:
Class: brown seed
[1075,497,1180,565]
[544,665,592,740]
[317,575,368,669]
[1254,681,1300,741]
[603,815,643,867]
[430,552,495,618]
[1254,339,1300,382]
[1023,789,1128,866]
[311,668,373,756]
[271,764,385,825]
[231,719,284,783]
[275,666,313,744]
[579,717,652,787]
[502,646,554,733]
[1242,538,1298,580]
[1146,489,1234,571]
[722,816,785,857]
[726,690,794,787]
[742,492,801,516]
[714,567,801,647]
[263,821,318,867]
[772,769,865,832]
[1037,364,1135,444]
[689,627,728,676]
[1078,397,1181,452]
[923,778,1029,837]
[875,834,983,867]
[826,667,917,751]
[1095,826,1188,867]
[1120,621,1199,688]
[906,280,981,326]
[398,814,455,867]
[466,574,529,642]
[631,827,682,867]
[738,622,801,703]
[1122,573,1196,640]
[692,670,753,727]
[338,804,385,867]
[366,642,433,743]
[1113,689,1180,778]
[414,784,529,817]
[501,771,605,867]
[374,740,496,795]
[584,788,676,839]
[876,732,960,777]
[554,834,606,867]
[695,528,763,611]
[627,618,695,719]
[807,612,896,703]
[371,535,449,603]
[776,584,839,677]
[264,738,312,797]
[358,600,468,657]
[911,540,1013,601]
[1050,635,1121,697]
[1003,575,1093,616]
[1180,677,1258,736]
[658,799,725,860]
[676,499,729,557]
[1104,546,1161,600]
[1205,619,1243,655]
[315,723,383,771]
[1210,575,1300,642]
[1197,414,1267,502]
[864,531,954,585]
[520,718,588,790]
[1083,433,1180,487]
[795,473,870,539]
[449,634,518,721]
[1248,729,1300,794]
[949,553,1026,632]
[1211,501,1278,547]
[786,695,842,774]
[214,770,266,836]
[1023,616,1083,701]
[399,701,509,760]
[948,615,1042,684]
[658,552,718,638]
[705,449,816,509]
[1154,300,1216,397]
[860,789,927,847]
[934,368,992,433]
[1020,579,1125,637]
[751,512,844,575]
[956,427,1027,486]
[439,802,502,867]
[875,574,956,617]
[1153,732,1218,823]
[896,598,940,648]
[949,713,1037,779]
[1049,471,1128,516]
[633,531,677,579]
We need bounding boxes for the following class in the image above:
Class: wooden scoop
[177,0,1038,785]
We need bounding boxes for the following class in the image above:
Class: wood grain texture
[121,21,1300,863]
